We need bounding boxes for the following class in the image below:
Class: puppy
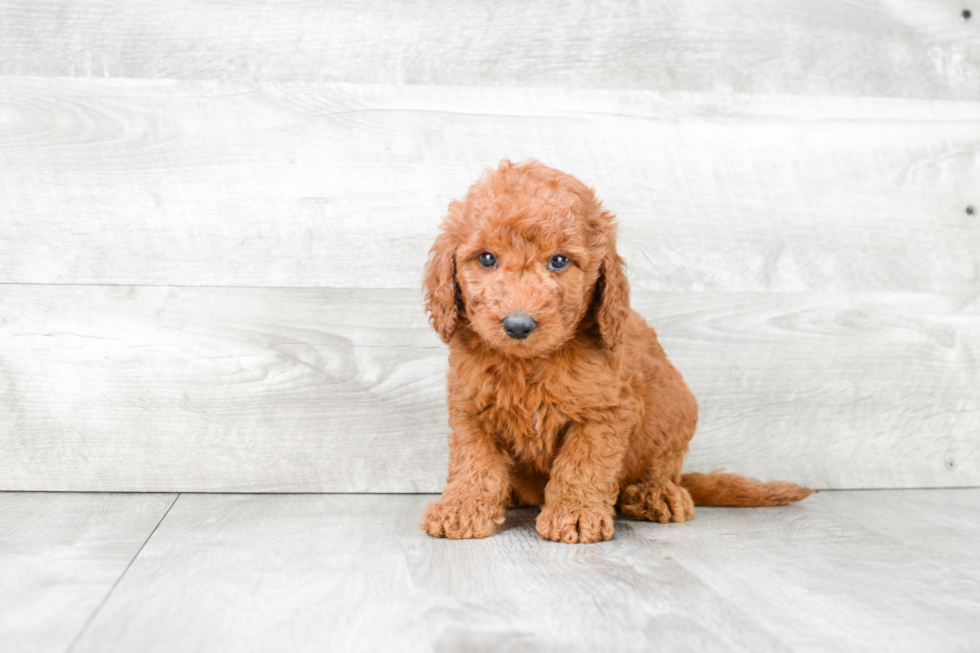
[420,160,812,544]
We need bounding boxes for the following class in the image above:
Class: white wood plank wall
[0,1,977,491]
[0,1,977,98]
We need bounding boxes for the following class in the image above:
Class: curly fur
[420,160,813,544]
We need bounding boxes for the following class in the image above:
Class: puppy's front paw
[536,501,614,544]
[420,497,505,539]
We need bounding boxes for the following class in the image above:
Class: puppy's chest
[475,367,575,464]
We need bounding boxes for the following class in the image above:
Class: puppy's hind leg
[618,476,695,524]
[618,454,695,524]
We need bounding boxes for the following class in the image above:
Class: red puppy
[420,160,812,544]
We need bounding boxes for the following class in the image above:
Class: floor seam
[63,493,181,653]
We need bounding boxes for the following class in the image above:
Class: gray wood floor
[3,490,978,653]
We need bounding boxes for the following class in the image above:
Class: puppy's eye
[478,252,497,268]
[548,255,569,271]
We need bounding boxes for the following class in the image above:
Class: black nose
[502,313,536,340]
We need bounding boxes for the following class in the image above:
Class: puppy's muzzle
[502,313,536,340]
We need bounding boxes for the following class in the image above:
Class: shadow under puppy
[421,160,813,544]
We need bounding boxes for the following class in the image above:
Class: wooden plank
[0,0,977,99]
[651,490,980,652]
[639,292,980,489]
[68,491,980,653]
[0,78,976,291]
[798,489,980,581]
[1,285,976,491]
[69,494,432,653]
[0,492,177,653]
[398,501,792,653]
[0,285,449,492]
[70,494,789,653]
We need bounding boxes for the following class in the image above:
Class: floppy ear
[594,225,631,350]
[423,230,460,343]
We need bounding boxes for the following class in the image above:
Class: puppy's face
[454,203,600,358]
[424,160,629,356]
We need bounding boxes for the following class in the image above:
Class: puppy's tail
[681,471,815,507]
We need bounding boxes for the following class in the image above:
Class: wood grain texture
[70,493,790,653]
[0,0,977,99]
[0,492,177,653]
[399,503,792,653]
[66,491,980,653]
[0,78,977,291]
[70,494,431,653]
[1,285,976,491]
[651,490,980,653]
[819,489,980,582]
[0,286,448,492]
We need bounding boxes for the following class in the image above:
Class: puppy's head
[423,160,630,358]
